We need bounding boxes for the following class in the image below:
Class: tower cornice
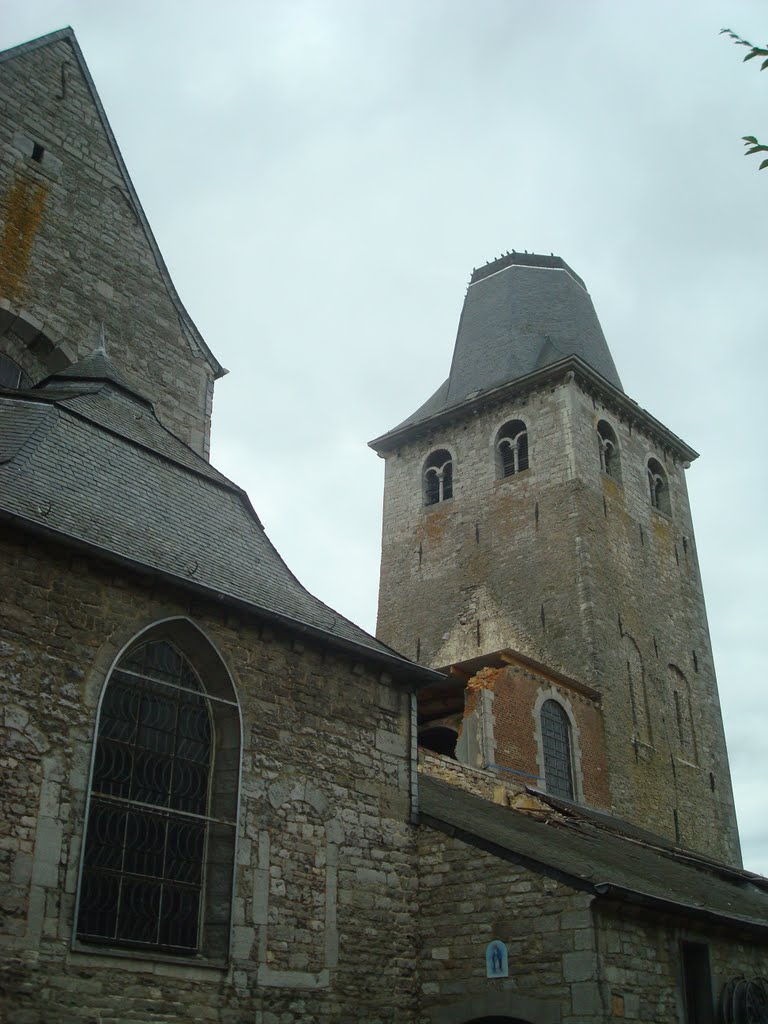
[370,354,698,464]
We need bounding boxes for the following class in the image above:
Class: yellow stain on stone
[0,174,48,303]
[466,667,501,692]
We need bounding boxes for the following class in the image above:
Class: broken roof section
[373,252,622,447]
[420,774,768,934]
[0,351,441,684]
[0,28,225,381]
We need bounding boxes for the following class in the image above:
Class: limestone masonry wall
[0,533,418,1023]
[0,38,215,455]
[376,374,739,863]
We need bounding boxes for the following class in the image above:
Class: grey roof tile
[0,374,432,676]
[375,253,623,444]
[420,774,768,930]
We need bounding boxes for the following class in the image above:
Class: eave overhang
[1,507,444,689]
[370,355,698,465]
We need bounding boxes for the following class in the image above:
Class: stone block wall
[415,822,599,1024]
[0,36,216,456]
[566,384,739,863]
[0,533,420,1023]
[593,902,768,1022]
[375,372,739,863]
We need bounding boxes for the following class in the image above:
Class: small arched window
[495,420,529,478]
[424,449,453,505]
[0,352,30,390]
[541,699,574,800]
[647,458,670,515]
[76,628,240,960]
[597,420,621,482]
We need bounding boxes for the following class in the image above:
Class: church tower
[371,252,740,865]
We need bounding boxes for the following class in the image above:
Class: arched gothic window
[76,627,240,960]
[541,699,574,800]
[647,458,670,515]
[423,449,453,505]
[0,352,30,389]
[597,420,621,481]
[495,420,529,478]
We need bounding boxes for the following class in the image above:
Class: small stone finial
[96,323,108,354]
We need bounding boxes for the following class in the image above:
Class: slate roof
[0,354,439,682]
[420,774,768,933]
[0,28,225,380]
[373,252,623,447]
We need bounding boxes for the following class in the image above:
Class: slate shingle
[420,774,768,931]
[375,253,623,444]
[0,361,433,677]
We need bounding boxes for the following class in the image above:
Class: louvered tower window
[77,638,232,955]
[541,699,575,800]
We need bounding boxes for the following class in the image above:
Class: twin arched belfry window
[423,421,531,505]
[423,449,453,505]
[76,627,240,959]
[496,420,528,477]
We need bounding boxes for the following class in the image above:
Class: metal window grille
[541,699,574,800]
[0,353,30,389]
[77,640,214,954]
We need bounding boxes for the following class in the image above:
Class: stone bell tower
[371,251,740,865]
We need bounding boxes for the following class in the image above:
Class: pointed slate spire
[447,252,622,401]
[372,252,623,447]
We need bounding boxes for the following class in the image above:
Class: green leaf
[761,58,768,71]
[745,145,768,155]
[743,136,759,144]
[759,158,768,170]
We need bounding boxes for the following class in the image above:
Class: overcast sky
[3,0,767,873]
